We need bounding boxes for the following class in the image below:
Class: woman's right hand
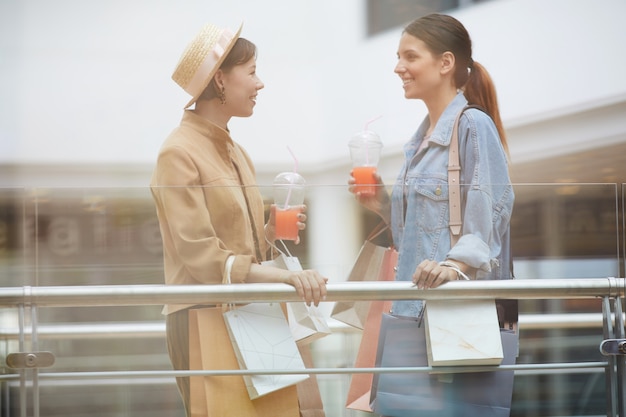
[248,264,328,306]
[283,269,328,307]
[348,170,391,222]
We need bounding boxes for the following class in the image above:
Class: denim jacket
[390,92,515,318]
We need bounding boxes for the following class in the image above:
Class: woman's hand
[283,270,328,306]
[412,259,461,289]
[348,170,391,223]
[248,263,328,306]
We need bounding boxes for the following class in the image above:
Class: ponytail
[463,61,509,158]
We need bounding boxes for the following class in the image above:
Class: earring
[219,86,226,105]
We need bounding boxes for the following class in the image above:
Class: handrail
[1,278,624,416]
[0,278,623,307]
[0,313,618,340]
[0,362,610,382]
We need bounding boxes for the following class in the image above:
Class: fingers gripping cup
[273,172,305,241]
[349,130,383,197]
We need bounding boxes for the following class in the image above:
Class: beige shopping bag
[424,299,504,366]
[331,238,397,329]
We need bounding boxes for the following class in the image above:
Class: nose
[394,62,405,75]
[256,77,265,91]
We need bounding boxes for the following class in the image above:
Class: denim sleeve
[446,109,514,272]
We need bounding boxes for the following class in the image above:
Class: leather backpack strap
[448,109,464,247]
[448,105,484,246]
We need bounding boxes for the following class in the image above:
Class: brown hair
[404,14,509,155]
[200,37,257,101]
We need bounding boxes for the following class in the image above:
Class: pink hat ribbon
[185,29,235,96]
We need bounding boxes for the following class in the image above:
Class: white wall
[1,0,625,176]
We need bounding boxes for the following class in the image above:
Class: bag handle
[367,220,393,244]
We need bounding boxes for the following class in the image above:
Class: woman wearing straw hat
[150,23,327,417]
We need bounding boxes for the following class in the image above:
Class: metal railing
[0,278,623,306]
[1,278,625,416]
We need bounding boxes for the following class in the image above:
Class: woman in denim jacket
[351,13,514,319]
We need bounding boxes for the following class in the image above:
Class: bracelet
[438,260,471,281]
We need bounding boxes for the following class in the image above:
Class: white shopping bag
[223,302,309,399]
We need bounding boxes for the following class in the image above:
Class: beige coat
[151,110,268,314]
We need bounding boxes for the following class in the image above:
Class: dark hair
[404,14,509,155]
[200,37,257,101]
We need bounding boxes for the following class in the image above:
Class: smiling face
[221,57,264,117]
[394,33,445,102]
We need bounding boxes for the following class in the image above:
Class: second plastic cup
[349,130,383,197]
[273,172,305,241]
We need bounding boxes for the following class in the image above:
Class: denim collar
[405,92,469,157]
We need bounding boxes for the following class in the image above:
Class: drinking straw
[287,146,299,173]
[364,114,383,131]
[363,114,383,165]
[284,146,299,207]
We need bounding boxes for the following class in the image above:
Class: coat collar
[181,109,234,148]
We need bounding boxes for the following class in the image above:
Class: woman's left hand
[412,260,458,289]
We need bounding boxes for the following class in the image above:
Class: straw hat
[172,22,243,108]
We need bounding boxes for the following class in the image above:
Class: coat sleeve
[151,144,255,285]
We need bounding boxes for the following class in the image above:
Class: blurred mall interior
[1,0,625,416]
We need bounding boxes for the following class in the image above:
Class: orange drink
[352,166,377,196]
[275,207,300,241]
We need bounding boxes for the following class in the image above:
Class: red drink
[275,207,300,241]
[352,166,377,196]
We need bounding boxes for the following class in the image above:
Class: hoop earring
[219,86,226,105]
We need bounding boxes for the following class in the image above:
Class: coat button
[435,187,442,196]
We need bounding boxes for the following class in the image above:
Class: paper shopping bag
[287,302,331,346]
[189,307,299,417]
[345,298,393,412]
[223,302,309,399]
[261,252,303,271]
[296,343,326,417]
[424,299,503,366]
[262,254,332,345]
[371,313,517,417]
[331,240,397,329]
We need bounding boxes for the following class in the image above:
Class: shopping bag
[287,302,331,346]
[263,252,331,345]
[261,248,327,414]
[345,298,393,412]
[371,313,517,417]
[189,307,300,417]
[296,343,326,417]
[424,299,504,366]
[331,226,397,329]
[223,302,309,399]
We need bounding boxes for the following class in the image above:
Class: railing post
[602,296,622,417]
[18,304,26,417]
[615,297,625,416]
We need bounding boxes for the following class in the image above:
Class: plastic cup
[352,166,378,196]
[349,130,383,197]
[273,172,305,241]
[275,207,300,241]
